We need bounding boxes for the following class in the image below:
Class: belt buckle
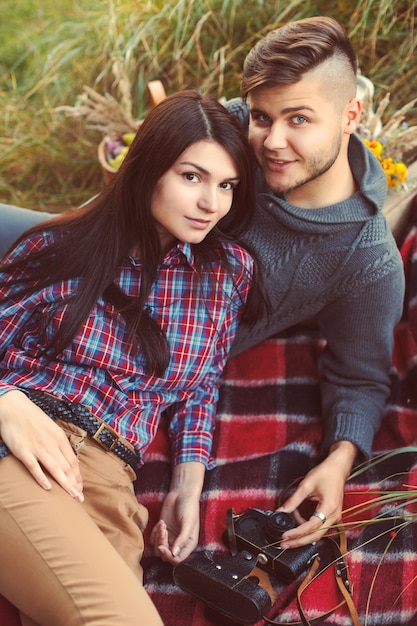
[92,421,119,451]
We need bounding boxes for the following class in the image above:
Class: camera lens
[236,512,259,535]
[265,512,296,541]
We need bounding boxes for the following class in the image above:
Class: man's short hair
[241,16,358,99]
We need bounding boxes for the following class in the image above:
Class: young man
[225,16,404,549]
[0,17,405,550]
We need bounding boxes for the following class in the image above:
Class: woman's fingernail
[70,488,84,502]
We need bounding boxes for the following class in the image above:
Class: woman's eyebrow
[179,160,209,175]
[180,161,240,181]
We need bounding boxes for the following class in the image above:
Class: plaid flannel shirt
[0,231,253,468]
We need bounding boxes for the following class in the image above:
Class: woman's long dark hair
[1,91,262,375]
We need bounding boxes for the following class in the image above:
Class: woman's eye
[183,172,200,183]
[220,182,236,191]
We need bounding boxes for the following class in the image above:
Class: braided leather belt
[27,389,139,471]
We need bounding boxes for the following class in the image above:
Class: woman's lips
[186,217,211,230]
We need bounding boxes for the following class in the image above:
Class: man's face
[248,75,353,206]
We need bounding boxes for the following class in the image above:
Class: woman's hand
[150,461,205,565]
[277,441,357,548]
[0,389,83,501]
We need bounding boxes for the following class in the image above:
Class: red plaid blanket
[1,202,417,625]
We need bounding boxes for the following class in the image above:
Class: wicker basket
[97,80,167,184]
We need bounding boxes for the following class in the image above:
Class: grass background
[0,0,416,211]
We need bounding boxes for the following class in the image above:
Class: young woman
[0,90,261,626]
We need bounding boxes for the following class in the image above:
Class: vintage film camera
[227,508,319,583]
[174,508,319,625]
[174,549,273,625]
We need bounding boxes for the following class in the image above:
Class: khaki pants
[0,420,163,626]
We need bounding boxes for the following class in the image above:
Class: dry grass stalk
[54,87,139,134]
[379,97,417,140]
[54,62,140,134]
[357,90,417,163]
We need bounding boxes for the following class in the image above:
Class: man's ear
[344,97,362,135]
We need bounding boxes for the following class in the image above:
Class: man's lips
[265,156,295,172]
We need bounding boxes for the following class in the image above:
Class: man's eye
[251,113,271,124]
[291,115,308,125]
[183,172,200,183]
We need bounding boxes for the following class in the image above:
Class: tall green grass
[1,0,416,210]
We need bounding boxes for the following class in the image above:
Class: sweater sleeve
[317,266,404,459]
[224,98,250,130]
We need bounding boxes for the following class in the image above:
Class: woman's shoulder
[220,240,255,276]
[2,228,54,261]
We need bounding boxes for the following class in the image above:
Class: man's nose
[263,121,288,151]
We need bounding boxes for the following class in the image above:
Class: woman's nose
[198,186,218,212]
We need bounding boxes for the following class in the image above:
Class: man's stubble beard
[264,136,343,197]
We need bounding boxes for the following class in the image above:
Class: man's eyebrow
[179,161,240,180]
[250,105,315,115]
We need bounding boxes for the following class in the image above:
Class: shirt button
[128,376,136,383]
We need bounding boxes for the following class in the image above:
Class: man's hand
[276,441,357,548]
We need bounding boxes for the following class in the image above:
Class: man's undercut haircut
[241,16,358,99]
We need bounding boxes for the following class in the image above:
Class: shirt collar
[129,241,197,269]
[163,241,197,268]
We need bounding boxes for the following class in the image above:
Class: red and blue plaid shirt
[0,231,254,468]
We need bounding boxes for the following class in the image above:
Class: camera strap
[227,511,360,626]
[226,508,239,556]
[282,530,360,626]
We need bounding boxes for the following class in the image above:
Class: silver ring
[312,511,327,524]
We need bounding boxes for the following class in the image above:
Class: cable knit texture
[226,98,405,458]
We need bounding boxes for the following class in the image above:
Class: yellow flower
[394,161,408,183]
[381,157,395,173]
[364,140,384,159]
[380,158,408,188]
[363,140,408,189]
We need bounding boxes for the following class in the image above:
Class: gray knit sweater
[227,99,405,459]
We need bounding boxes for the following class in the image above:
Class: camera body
[174,508,321,624]
[173,549,272,625]
[229,508,319,583]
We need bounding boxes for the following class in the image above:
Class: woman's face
[151,140,240,254]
